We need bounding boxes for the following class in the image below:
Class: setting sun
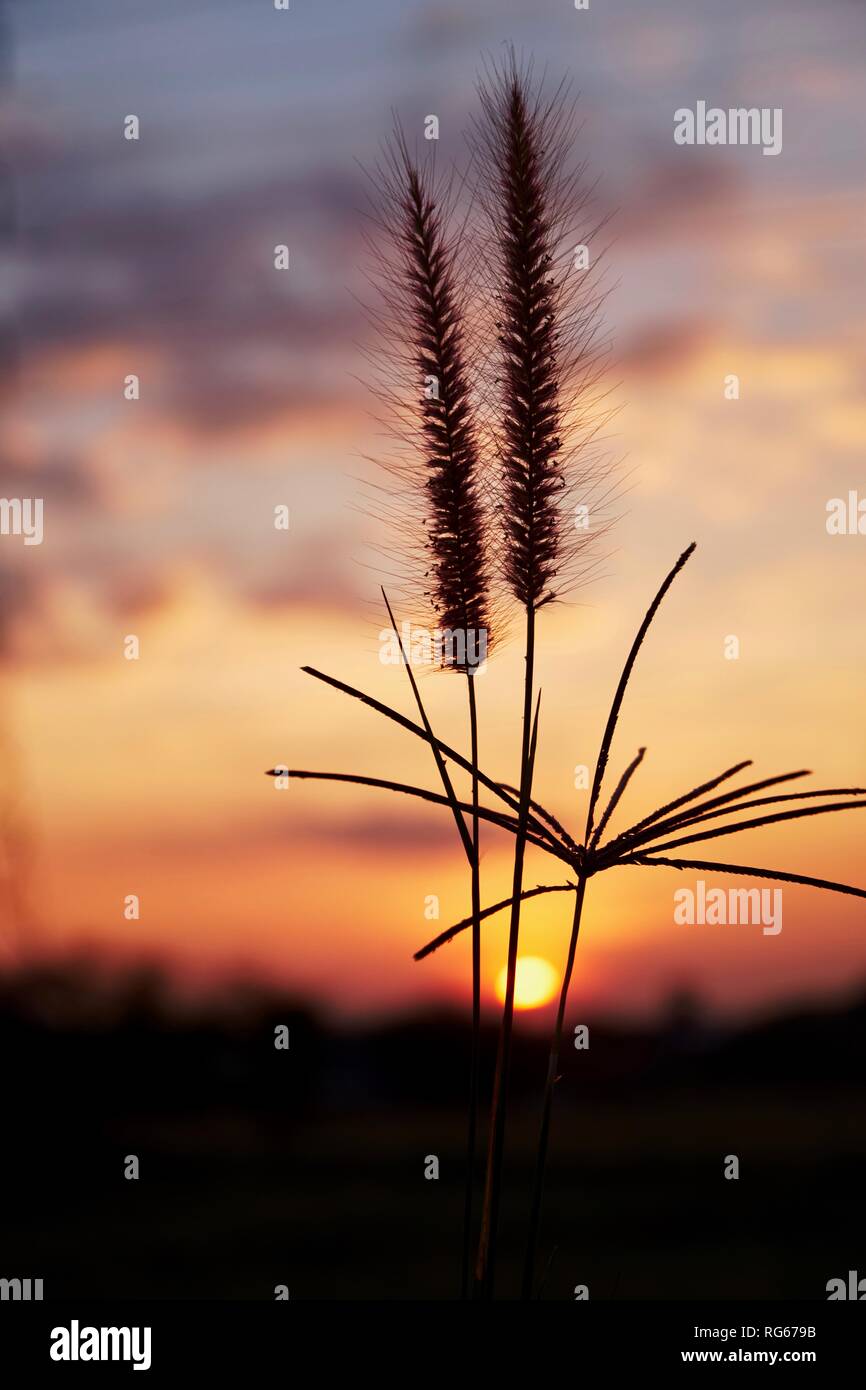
[495,957,559,1011]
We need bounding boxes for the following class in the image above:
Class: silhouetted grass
[361,129,493,1296]
[273,54,865,1303]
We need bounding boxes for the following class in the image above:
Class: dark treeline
[2,959,864,1299]
[3,959,866,1121]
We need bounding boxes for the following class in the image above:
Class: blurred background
[1,0,865,1298]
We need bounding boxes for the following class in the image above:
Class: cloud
[0,564,41,659]
[618,320,713,378]
[0,450,96,508]
[10,125,370,432]
[300,809,456,854]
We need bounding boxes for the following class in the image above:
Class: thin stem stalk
[521,872,588,1299]
[461,672,482,1299]
[476,603,537,1297]
[522,547,695,1300]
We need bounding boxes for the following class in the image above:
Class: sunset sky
[2,0,865,1020]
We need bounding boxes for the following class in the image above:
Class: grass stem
[522,871,588,1299]
[461,672,482,1298]
[476,603,537,1296]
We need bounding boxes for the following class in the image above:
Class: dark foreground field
[2,963,864,1300]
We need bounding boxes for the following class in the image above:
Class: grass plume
[364,130,492,1296]
[271,55,864,1300]
[470,51,615,1295]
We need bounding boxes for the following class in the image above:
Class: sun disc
[495,955,558,1010]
